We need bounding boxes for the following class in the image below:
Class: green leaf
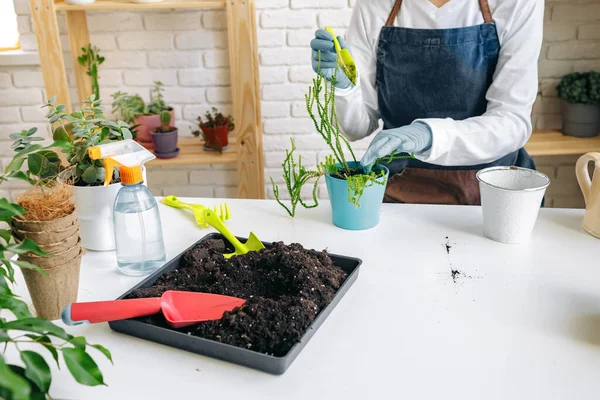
[122,128,133,140]
[62,348,105,387]
[27,128,37,137]
[2,260,15,283]
[20,351,51,393]
[5,157,25,173]
[0,331,9,342]
[71,336,86,349]
[26,335,59,368]
[5,239,49,257]
[90,344,113,364]
[1,318,71,341]
[2,365,46,400]
[81,165,99,184]
[8,260,48,277]
[2,171,31,184]
[9,132,23,140]
[14,144,42,159]
[56,104,66,112]
[0,199,24,222]
[0,294,31,319]
[27,153,43,176]
[52,126,71,142]
[0,229,12,244]
[0,355,31,400]
[0,276,12,295]
[49,96,56,106]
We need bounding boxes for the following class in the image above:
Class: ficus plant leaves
[62,348,105,387]
[20,351,51,393]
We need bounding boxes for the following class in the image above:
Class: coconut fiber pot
[20,249,83,320]
[561,101,600,138]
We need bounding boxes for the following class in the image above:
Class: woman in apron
[310,0,544,205]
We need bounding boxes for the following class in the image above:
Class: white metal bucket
[476,166,550,244]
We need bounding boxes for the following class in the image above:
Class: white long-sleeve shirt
[336,0,544,166]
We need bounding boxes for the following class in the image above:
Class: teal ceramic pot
[324,162,389,230]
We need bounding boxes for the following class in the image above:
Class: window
[0,1,20,51]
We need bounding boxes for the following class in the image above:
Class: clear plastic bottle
[113,182,166,276]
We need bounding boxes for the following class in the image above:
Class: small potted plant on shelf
[557,71,600,138]
[111,81,174,149]
[77,43,105,101]
[197,107,234,153]
[44,94,140,252]
[271,65,411,230]
[151,110,179,159]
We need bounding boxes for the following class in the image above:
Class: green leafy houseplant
[44,95,133,186]
[77,44,105,102]
[0,134,112,398]
[557,71,600,105]
[271,65,411,217]
[0,200,112,399]
[111,81,170,124]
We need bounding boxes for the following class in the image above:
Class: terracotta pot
[151,127,178,154]
[135,108,175,149]
[20,249,83,320]
[201,125,229,149]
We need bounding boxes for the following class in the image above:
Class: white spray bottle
[89,140,166,276]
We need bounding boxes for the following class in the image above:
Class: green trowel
[202,208,265,259]
[325,26,357,85]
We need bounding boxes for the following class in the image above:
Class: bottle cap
[119,165,143,185]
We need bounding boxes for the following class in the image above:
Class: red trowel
[61,291,246,328]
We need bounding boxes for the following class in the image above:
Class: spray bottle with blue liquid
[89,140,166,276]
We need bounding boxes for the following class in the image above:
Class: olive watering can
[576,152,600,238]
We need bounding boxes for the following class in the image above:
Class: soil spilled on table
[445,236,452,254]
[128,239,347,357]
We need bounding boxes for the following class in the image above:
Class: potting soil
[129,239,347,357]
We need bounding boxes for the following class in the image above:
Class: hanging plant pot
[325,162,389,231]
[200,125,229,152]
[135,108,175,150]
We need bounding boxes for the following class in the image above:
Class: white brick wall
[1,0,599,208]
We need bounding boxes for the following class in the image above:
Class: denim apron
[377,0,536,205]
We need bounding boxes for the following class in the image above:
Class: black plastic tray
[109,233,361,375]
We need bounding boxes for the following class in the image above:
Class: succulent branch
[77,44,105,101]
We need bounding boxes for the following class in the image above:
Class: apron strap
[385,0,403,27]
[385,0,494,26]
[479,0,494,23]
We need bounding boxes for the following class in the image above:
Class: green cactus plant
[158,110,172,133]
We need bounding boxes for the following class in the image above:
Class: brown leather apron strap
[385,0,403,26]
[479,0,494,23]
[386,0,494,26]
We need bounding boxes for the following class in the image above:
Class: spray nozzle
[88,140,155,187]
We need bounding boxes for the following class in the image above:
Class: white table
[8,199,600,399]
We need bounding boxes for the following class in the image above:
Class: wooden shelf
[54,0,225,11]
[147,137,237,166]
[525,130,600,156]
